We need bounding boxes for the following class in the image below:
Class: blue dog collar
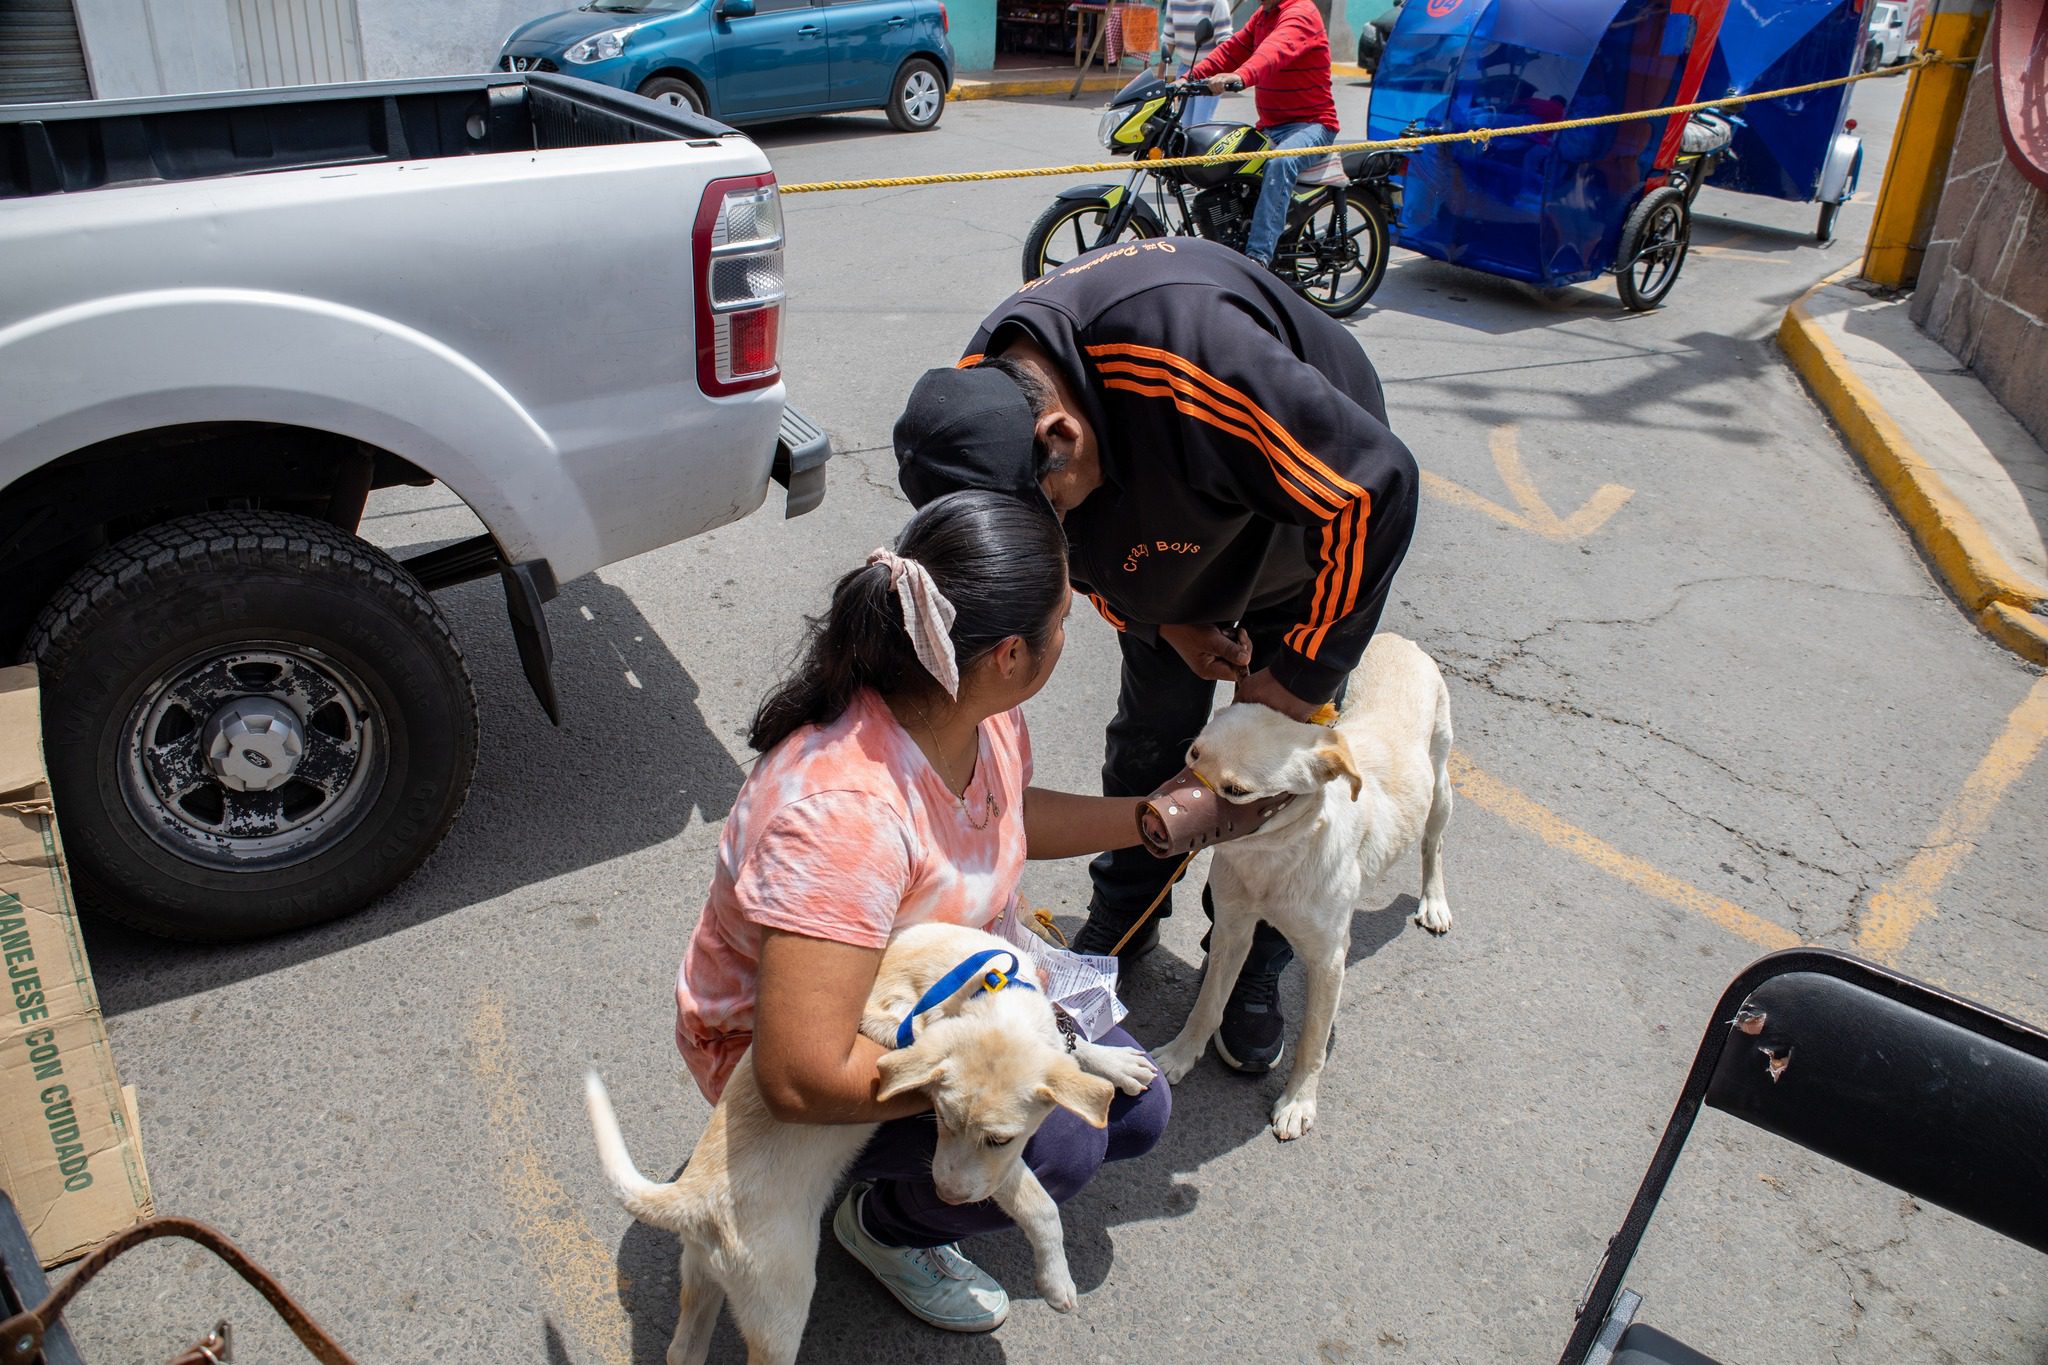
[895,948,1037,1048]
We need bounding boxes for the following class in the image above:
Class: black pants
[1087,598,1314,979]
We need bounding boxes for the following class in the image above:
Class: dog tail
[585,1069,703,1232]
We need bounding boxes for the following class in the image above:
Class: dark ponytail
[748,490,1068,753]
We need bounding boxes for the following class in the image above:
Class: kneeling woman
[676,490,1169,1333]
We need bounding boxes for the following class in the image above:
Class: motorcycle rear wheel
[1283,189,1389,319]
[1022,197,1159,282]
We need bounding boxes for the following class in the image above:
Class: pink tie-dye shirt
[675,688,1032,1102]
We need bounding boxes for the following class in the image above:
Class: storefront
[997,0,1082,64]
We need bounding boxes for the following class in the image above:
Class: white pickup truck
[0,73,830,941]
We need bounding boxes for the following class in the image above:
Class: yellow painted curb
[1778,264,2048,663]
[950,74,1125,101]
[1980,601,2048,667]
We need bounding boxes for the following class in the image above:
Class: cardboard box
[0,664,152,1266]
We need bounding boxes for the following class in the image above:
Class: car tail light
[693,173,784,397]
[940,3,948,31]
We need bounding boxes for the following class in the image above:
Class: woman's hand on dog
[1160,623,1252,683]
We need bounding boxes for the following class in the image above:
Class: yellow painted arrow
[1423,424,1635,542]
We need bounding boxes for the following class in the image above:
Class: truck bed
[0,72,733,199]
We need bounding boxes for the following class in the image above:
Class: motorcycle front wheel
[1283,189,1389,319]
[1022,197,1159,282]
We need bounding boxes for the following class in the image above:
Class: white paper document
[992,904,1129,1041]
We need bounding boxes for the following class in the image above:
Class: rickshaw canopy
[1367,0,1727,287]
[1701,0,1867,201]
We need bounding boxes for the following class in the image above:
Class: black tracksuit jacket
[962,238,1419,703]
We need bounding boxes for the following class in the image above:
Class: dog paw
[1413,901,1453,935]
[1270,1095,1317,1141]
[1154,1037,1202,1084]
[1082,1044,1158,1094]
[1039,1271,1079,1313]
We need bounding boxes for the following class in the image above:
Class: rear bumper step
[773,402,832,518]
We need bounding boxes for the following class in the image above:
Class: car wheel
[887,58,945,133]
[29,510,478,941]
[640,74,706,117]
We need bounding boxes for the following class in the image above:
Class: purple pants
[847,1025,1171,1248]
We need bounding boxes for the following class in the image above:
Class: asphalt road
[61,73,2048,1365]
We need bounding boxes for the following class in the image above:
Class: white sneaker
[831,1183,1009,1333]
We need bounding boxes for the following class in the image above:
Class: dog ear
[875,1044,947,1102]
[1036,1057,1116,1129]
[1313,732,1363,801]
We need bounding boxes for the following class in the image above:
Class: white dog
[586,921,1157,1365]
[1154,633,1454,1141]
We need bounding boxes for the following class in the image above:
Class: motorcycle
[1022,70,1399,319]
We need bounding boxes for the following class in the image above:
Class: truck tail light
[693,173,784,397]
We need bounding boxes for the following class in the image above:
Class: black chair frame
[1559,947,2048,1365]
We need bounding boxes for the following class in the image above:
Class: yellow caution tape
[779,52,1935,196]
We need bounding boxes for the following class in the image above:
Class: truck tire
[886,58,945,132]
[28,511,478,941]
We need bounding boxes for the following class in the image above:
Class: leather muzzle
[1136,766,1295,858]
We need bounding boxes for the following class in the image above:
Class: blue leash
[895,948,1037,1048]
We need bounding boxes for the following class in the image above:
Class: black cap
[893,364,1043,508]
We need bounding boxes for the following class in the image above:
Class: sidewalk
[1781,266,2048,665]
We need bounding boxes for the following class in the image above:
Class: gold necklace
[913,706,999,831]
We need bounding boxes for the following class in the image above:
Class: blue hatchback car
[499,0,955,131]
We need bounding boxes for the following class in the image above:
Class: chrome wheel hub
[203,697,305,792]
[119,645,385,871]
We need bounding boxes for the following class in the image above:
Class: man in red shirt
[1186,0,1340,272]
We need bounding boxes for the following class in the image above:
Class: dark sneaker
[1071,911,1160,962]
[1214,963,1286,1073]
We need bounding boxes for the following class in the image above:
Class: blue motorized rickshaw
[1366,0,1729,310]
[1698,0,1870,242]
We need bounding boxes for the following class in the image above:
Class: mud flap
[500,559,560,726]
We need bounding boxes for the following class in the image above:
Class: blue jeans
[1246,121,1335,264]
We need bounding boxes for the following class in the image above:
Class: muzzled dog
[587,922,1157,1365]
[1153,633,1455,1141]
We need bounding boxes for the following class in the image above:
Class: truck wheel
[28,511,478,941]
[887,58,945,132]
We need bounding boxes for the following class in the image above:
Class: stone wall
[1909,47,2048,448]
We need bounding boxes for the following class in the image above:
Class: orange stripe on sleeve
[1303,496,1373,658]
[1101,378,1334,517]
[1094,360,1346,515]
[1086,342,1367,503]
[1087,593,1127,631]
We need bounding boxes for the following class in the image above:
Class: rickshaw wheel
[1816,200,1841,244]
[1616,187,1690,312]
